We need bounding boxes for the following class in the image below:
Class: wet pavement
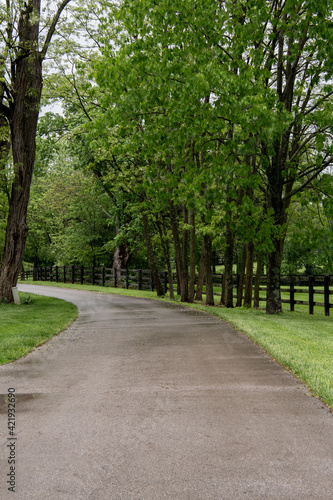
[0,284,333,499]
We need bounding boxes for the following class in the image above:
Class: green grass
[0,292,78,365]
[17,280,333,409]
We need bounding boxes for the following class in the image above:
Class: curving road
[0,285,333,499]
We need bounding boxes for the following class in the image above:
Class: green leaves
[25,0,333,281]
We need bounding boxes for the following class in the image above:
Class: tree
[282,178,333,275]
[231,0,333,312]
[0,0,71,302]
[11,0,332,313]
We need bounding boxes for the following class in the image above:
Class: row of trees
[1,1,333,313]
[20,162,333,278]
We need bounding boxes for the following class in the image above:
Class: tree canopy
[1,0,333,312]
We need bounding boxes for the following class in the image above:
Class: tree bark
[195,244,205,301]
[0,0,72,302]
[253,250,263,309]
[157,219,174,300]
[221,220,235,308]
[265,150,285,314]
[142,212,164,296]
[112,244,130,271]
[266,236,282,314]
[203,233,214,305]
[243,241,254,308]
[236,244,247,307]
[0,4,42,301]
[169,200,188,301]
[182,204,189,301]
[188,208,196,302]
[221,270,227,305]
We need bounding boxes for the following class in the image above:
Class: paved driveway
[0,285,333,499]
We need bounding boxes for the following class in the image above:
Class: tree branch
[284,159,333,202]
[40,0,72,61]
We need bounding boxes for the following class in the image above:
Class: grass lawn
[15,280,333,409]
[0,292,78,365]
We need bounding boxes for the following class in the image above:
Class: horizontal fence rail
[25,266,169,295]
[21,267,333,316]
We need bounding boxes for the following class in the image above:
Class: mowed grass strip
[19,281,333,409]
[0,292,78,365]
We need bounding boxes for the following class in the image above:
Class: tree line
[1,0,333,313]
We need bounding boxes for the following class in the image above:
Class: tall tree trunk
[142,212,164,296]
[169,200,188,301]
[182,204,189,301]
[195,244,205,301]
[112,244,130,271]
[0,7,42,301]
[165,250,174,300]
[243,240,254,308]
[264,93,292,313]
[157,219,174,300]
[112,221,130,277]
[266,159,284,314]
[253,250,263,309]
[0,0,72,302]
[175,257,181,296]
[203,233,214,305]
[221,270,227,305]
[236,244,247,307]
[266,236,282,314]
[188,208,196,302]
[221,220,235,308]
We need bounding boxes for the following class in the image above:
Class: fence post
[138,269,142,290]
[151,270,154,292]
[290,276,295,312]
[324,275,330,317]
[102,267,105,287]
[114,268,117,288]
[80,266,84,284]
[92,267,95,286]
[309,276,314,315]
[63,266,66,283]
[55,266,58,283]
[126,268,129,289]
[71,265,75,284]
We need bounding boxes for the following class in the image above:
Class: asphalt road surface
[0,285,333,499]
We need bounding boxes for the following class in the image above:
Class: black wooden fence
[22,266,333,316]
[25,266,169,294]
